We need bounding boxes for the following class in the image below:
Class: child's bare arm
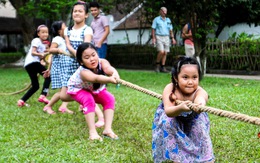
[182,24,193,39]
[194,87,208,106]
[64,35,76,57]
[31,46,47,58]
[163,83,191,117]
[49,43,66,55]
[80,70,117,84]
[84,34,92,43]
[101,59,120,79]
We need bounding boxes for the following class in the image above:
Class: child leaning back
[17,24,51,107]
[67,42,119,141]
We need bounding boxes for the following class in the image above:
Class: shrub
[0,52,24,65]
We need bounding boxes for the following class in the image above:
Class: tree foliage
[142,0,220,74]
[216,0,260,37]
[139,0,260,73]
[1,0,260,67]
[0,0,75,45]
[18,0,74,22]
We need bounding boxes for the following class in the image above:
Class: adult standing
[152,7,176,73]
[89,1,110,59]
[182,22,195,57]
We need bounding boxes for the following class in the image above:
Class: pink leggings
[70,88,115,114]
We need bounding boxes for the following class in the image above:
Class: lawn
[0,68,259,162]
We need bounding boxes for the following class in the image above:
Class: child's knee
[82,105,96,114]
[32,84,40,91]
[60,94,70,101]
[103,95,115,110]
[82,99,96,114]
[110,95,115,105]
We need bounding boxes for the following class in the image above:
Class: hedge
[0,52,24,65]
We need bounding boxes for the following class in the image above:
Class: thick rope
[0,74,40,96]
[0,83,31,95]
[116,79,260,126]
[0,53,71,96]
[43,52,72,64]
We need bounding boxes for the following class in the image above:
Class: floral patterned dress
[152,102,215,163]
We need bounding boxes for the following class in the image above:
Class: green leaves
[17,0,74,21]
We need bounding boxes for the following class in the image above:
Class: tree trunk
[123,23,130,44]
[18,15,34,46]
[8,0,34,53]
[194,35,207,76]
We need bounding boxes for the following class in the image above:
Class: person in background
[182,22,194,57]
[89,1,110,59]
[17,25,51,107]
[152,7,176,73]
[152,56,214,162]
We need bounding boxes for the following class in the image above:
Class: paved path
[1,60,260,80]
[205,74,260,80]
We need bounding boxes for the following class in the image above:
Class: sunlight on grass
[0,68,259,162]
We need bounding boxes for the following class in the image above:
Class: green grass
[0,68,259,162]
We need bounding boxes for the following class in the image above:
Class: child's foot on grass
[89,133,103,141]
[102,131,119,140]
[95,118,105,128]
[17,100,25,107]
[17,100,29,107]
[38,95,49,104]
[43,106,56,115]
[59,107,74,114]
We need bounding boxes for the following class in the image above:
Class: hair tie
[37,24,47,31]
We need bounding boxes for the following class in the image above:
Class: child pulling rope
[116,78,260,126]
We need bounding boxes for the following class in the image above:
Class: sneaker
[38,95,49,104]
[160,67,169,73]
[17,100,25,107]
[17,100,29,107]
[155,65,160,73]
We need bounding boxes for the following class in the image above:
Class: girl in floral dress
[152,56,215,162]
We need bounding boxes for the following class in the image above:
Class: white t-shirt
[24,38,45,67]
[52,36,66,52]
[64,25,93,43]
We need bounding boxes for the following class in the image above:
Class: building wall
[0,1,16,18]
[108,29,151,45]
[108,23,260,45]
[0,1,20,52]
[217,23,260,41]
[108,22,260,45]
